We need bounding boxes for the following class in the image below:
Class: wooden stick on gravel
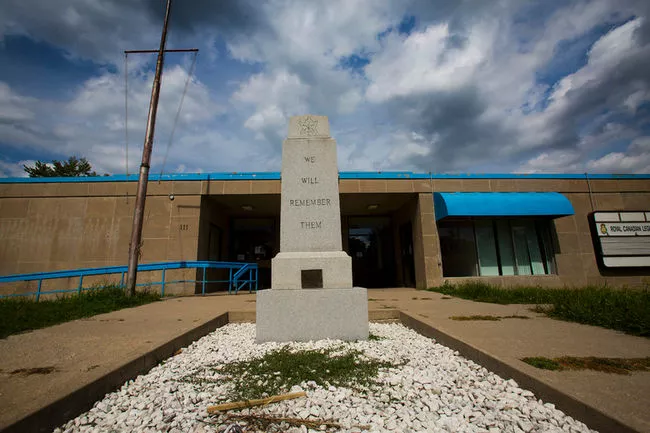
[225,414,370,431]
[206,391,307,413]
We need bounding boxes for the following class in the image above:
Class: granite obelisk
[256,115,368,342]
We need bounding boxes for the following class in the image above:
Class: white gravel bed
[54,323,596,433]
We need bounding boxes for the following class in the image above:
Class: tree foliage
[23,156,98,177]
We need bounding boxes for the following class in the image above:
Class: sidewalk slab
[370,288,650,433]
[0,293,255,432]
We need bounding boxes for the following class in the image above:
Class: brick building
[0,172,649,295]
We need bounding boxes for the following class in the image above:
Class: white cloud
[0,0,159,63]
[0,83,36,121]
[549,18,644,105]
[516,151,582,173]
[366,22,493,102]
[0,159,33,177]
[360,1,650,172]
[232,70,310,140]
[587,137,650,173]
[623,89,650,113]
[227,0,394,65]
[226,0,408,147]
[0,60,227,176]
[1,0,650,175]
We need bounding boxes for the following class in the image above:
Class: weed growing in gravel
[209,346,396,401]
[523,356,650,374]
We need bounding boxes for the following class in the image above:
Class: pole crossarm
[124,48,199,54]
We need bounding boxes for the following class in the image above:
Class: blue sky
[1,0,649,177]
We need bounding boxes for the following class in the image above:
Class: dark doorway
[399,222,416,287]
[201,224,225,293]
[347,217,396,288]
[230,218,277,289]
[208,224,222,261]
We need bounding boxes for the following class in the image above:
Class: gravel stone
[53,323,597,433]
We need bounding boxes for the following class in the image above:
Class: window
[438,218,556,277]
[438,221,478,277]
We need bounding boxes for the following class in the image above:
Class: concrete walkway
[369,289,650,433]
[1,288,649,432]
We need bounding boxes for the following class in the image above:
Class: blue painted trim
[0,172,282,183]
[2,171,649,183]
[339,171,430,179]
[433,192,575,220]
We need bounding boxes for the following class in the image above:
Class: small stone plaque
[301,269,323,289]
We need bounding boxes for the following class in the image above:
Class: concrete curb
[399,311,639,433]
[2,313,229,433]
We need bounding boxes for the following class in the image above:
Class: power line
[159,51,198,178]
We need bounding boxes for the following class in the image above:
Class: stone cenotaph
[256,115,369,342]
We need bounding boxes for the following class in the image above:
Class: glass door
[231,218,276,289]
[347,217,395,288]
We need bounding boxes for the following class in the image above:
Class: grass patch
[522,356,650,374]
[430,281,558,304]
[198,346,396,401]
[368,333,384,341]
[451,315,501,321]
[0,286,160,339]
[450,314,530,321]
[522,357,562,371]
[10,366,58,376]
[429,281,650,337]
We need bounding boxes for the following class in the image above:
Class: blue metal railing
[232,263,258,294]
[0,261,258,301]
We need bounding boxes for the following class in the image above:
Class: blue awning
[433,192,575,220]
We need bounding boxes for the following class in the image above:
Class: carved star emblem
[298,115,319,136]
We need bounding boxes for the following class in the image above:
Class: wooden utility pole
[125,0,173,296]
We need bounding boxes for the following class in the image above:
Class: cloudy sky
[1,0,649,177]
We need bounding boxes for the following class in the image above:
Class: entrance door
[347,217,395,288]
[399,222,416,287]
[203,224,224,293]
[230,218,276,289]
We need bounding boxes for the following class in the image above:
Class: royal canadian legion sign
[593,211,650,268]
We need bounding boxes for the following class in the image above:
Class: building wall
[0,181,203,295]
[413,193,441,289]
[1,176,649,295]
[339,177,650,288]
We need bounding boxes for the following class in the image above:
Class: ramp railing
[0,261,258,301]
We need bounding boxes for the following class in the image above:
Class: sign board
[593,211,650,267]
[597,222,650,236]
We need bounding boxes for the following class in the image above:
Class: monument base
[272,251,352,290]
[256,287,369,342]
